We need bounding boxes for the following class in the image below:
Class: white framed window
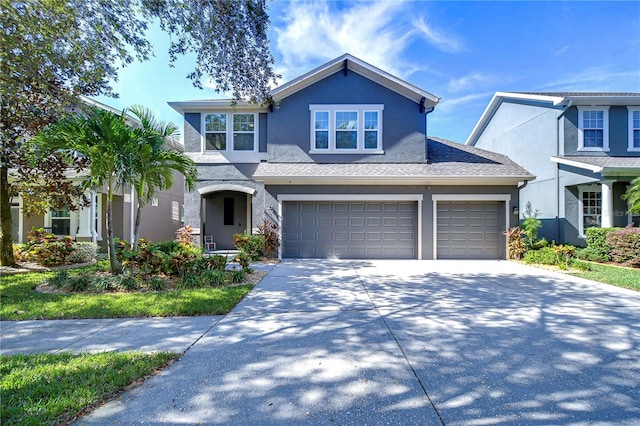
[151,197,159,207]
[202,113,257,152]
[628,107,640,152]
[578,185,601,237]
[578,106,609,151]
[50,206,71,236]
[309,105,383,153]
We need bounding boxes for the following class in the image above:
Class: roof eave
[253,175,533,186]
[270,54,440,106]
[465,92,566,146]
[167,100,268,114]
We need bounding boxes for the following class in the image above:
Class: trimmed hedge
[585,227,619,260]
[606,227,640,267]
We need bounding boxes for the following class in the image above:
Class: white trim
[577,184,601,238]
[201,112,259,155]
[198,184,256,196]
[276,194,423,260]
[309,104,384,154]
[577,106,610,152]
[628,107,640,152]
[550,156,603,173]
[431,194,511,260]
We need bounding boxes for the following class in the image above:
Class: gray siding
[184,113,201,153]
[267,70,426,163]
[563,106,638,156]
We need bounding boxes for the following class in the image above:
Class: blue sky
[96,0,640,144]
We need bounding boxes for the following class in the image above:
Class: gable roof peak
[270,54,440,106]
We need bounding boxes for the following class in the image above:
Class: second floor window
[203,113,256,152]
[310,105,383,153]
[578,107,609,151]
[629,108,640,151]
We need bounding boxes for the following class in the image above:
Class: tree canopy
[0,0,277,266]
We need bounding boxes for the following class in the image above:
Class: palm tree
[37,106,138,274]
[622,177,640,215]
[127,106,197,250]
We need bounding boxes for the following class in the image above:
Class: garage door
[283,201,417,259]
[437,201,503,259]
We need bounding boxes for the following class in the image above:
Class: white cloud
[539,66,640,91]
[448,72,491,93]
[273,1,463,83]
[555,45,570,56]
[412,17,463,53]
[436,92,493,113]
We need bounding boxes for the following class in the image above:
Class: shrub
[92,277,114,292]
[234,251,252,271]
[201,270,226,287]
[575,246,610,263]
[206,254,228,271]
[116,274,139,291]
[17,228,76,266]
[503,226,525,260]
[606,227,640,267]
[68,274,92,292]
[68,242,98,264]
[553,244,576,270]
[47,270,70,288]
[229,268,246,284]
[257,218,280,258]
[149,277,167,291]
[585,227,618,259]
[175,225,195,246]
[521,202,542,249]
[523,246,559,265]
[179,274,206,289]
[233,232,264,260]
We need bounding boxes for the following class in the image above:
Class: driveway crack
[351,262,446,426]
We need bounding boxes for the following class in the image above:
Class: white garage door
[283,201,417,259]
[437,201,504,259]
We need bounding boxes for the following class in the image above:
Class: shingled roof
[551,156,640,173]
[252,137,533,185]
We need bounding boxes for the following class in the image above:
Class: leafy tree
[622,177,640,215]
[37,107,141,274]
[0,0,277,266]
[127,106,198,250]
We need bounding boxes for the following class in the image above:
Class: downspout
[555,99,573,241]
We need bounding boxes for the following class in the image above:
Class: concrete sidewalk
[2,260,639,425]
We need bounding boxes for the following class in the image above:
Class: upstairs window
[629,108,640,151]
[310,105,383,153]
[578,107,609,151]
[203,113,256,152]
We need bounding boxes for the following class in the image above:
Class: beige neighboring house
[10,97,185,249]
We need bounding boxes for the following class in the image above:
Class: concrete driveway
[22,260,640,425]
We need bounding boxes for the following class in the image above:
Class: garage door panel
[437,201,503,260]
[284,201,416,259]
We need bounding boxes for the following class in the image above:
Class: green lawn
[0,264,253,320]
[570,260,640,291]
[1,351,178,425]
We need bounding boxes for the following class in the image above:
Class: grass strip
[570,260,640,291]
[1,351,178,425]
[0,266,252,320]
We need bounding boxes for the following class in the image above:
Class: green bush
[68,242,98,264]
[206,254,228,271]
[233,232,264,260]
[68,274,93,292]
[606,227,640,267]
[575,246,610,263]
[523,246,560,265]
[585,227,618,259]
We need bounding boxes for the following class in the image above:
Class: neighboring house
[466,92,640,246]
[169,54,533,260]
[10,97,185,248]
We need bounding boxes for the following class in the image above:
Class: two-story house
[466,92,640,246]
[169,54,533,260]
[10,97,185,248]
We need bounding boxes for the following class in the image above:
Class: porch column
[75,190,93,241]
[601,180,614,228]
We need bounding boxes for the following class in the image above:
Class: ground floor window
[581,189,601,234]
[51,206,71,235]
